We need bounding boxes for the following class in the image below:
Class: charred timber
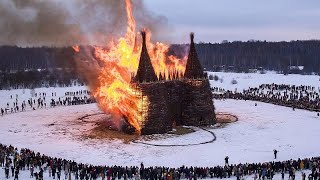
[131,32,216,135]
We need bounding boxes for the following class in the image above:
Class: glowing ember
[72,45,80,53]
[74,0,186,134]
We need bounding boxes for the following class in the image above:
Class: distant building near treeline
[288,66,304,74]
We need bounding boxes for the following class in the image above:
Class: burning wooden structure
[131,32,216,135]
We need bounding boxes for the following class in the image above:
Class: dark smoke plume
[0,0,169,47]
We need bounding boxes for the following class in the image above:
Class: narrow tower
[181,33,216,126]
[184,33,205,79]
[132,31,170,135]
[134,31,158,83]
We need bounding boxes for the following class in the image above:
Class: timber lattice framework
[130,32,216,135]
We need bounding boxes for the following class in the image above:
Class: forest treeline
[0,46,81,89]
[171,40,320,73]
[0,40,319,89]
[1,40,320,73]
[0,46,76,72]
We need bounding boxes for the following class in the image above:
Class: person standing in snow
[134,173,140,180]
[39,168,44,180]
[48,165,52,177]
[292,167,296,180]
[273,149,278,159]
[302,172,306,180]
[14,168,19,180]
[64,167,69,180]
[30,165,34,178]
[11,166,14,177]
[57,171,61,180]
[225,156,229,165]
[5,163,10,179]
[52,164,56,179]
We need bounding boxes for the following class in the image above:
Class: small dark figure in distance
[273,149,278,159]
[225,156,229,165]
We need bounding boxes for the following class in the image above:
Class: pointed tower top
[184,33,205,79]
[141,31,147,45]
[190,32,195,43]
[134,30,158,83]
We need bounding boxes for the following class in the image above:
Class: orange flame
[72,45,80,53]
[75,0,186,134]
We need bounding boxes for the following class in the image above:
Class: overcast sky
[144,0,320,43]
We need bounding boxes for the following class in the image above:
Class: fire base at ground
[82,112,237,143]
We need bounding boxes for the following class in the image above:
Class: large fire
[74,0,186,134]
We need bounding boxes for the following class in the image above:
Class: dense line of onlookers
[1,143,319,180]
[212,84,320,112]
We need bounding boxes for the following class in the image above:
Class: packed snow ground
[1,72,320,180]
[1,100,318,180]
[1,99,320,167]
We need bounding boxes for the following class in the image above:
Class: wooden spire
[184,33,205,79]
[134,31,158,83]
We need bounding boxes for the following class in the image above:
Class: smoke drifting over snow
[0,0,169,47]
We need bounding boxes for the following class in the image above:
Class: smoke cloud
[0,0,169,47]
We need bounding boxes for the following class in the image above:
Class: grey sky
[144,0,320,43]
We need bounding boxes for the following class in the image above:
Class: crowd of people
[1,143,319,180]
[212,84,320,112]
[1,90,95,116]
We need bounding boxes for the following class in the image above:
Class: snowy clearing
[1,72,319,180]
[0,86,88,108]
[0,99,319,168]
[208,71,320,91]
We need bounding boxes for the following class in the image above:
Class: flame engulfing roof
[184,33,205,79]
[134,31,158,83]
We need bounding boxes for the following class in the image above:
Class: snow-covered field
[208,71,320,91]
[1,99,319,167]
[0,85,88,108]
[1,100,318,179]
[0,72,320,180]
